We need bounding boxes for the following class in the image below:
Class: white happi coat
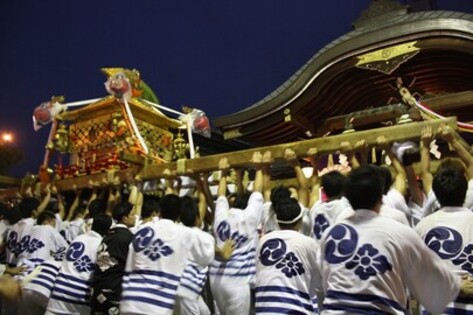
[6,217,35,265]
[24,224,68,267]
[309,198,352,243]
[120,219,215,315]
[320,209,459,315]
[46,230,102,315]
[209,191,264,284]
[255,229,322,314]
[416,206,473,314]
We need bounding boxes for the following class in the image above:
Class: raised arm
[65,187,81,221]
[217,158,230,197]
[37,183,51,216]
[406,165,424,206]
[377,135,407,196]
[420,126,434,195]
[439,124,473,179]
[284,148,308,207]
[55,186,66,220]
[262,151,273,202]
[252,151,264,193]
[340,141,360,169]
[307,148,320,209]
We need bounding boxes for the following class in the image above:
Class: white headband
[277,209,303,225]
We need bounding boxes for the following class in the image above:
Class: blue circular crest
[66,242,85,261]
[325,224,358,264]
[260,238,287,266]
[216,221,231,241]
[133,227,155,252]
[7,231,18,251]
[314,214,330,240]
[425,227,463,259]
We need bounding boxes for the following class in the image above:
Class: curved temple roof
[214,3,473,146]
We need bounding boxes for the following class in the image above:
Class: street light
[1,133,13,144]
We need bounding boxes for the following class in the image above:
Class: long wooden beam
[139,117,457,179]
[425,91,473,112]
[54,166,140,191]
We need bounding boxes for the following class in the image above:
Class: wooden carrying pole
[52,117,457,190]
[137,117,458,179]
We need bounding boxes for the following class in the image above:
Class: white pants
[210,278,250,315]
[178,296,211,315]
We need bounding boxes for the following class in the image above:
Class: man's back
[120,219,214,315]
[46,230,102,315]
[320,210,459,315]
[256,229,321,314]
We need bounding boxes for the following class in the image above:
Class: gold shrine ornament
[355,41,420,75]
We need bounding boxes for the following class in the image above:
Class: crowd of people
[0,124,473,315]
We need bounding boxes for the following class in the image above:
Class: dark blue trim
[326,290,405,312]
[125,269,180,282]
[41,263,60,271]
[180,274,206,287]
[180,282,202,295]
[182,266,206,280]
[443,307,473,315]
[456,296,473,304]
[30,279,52,291]
[41,268,59,278]
[36,274,55,283]
[255,286,311,300]
[255,306,306,315]
[124,286,175,301]
[51,286,90,300]
[54,279,88,292]
[323,303,396,315]
[255,296,314,312]
[123,276,178,290]
[56,272,90,285]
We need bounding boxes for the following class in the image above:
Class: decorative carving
[173,131,189,160]
[355,41,420,75]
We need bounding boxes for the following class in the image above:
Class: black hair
[141,195,160,219]
[233,191,251,210]
[37,211,56,225]
[433,166,467,207]
[46,199,59,214]
[321,171,346,198]
[4,206,21,225]
[274,197,301,229]
[345,165,384,210]
[112,202,133,223]
[270,185,291,206]
[88,199,107,218]
[91,214,112,236]
[180,196,199,227]
[437,158,466,174]
[159,194,181,221]
[18,197,40,218]
[377,166,392,195]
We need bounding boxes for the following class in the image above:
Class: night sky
[1,0,472,177]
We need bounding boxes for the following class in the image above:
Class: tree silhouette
[0,144,23,175]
